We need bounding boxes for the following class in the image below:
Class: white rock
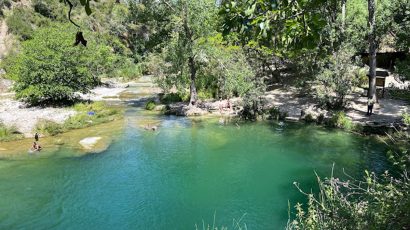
[79,137,102,150]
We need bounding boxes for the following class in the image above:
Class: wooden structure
[360,52,407,69]
[367,69,389,98]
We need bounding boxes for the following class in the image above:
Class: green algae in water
[0,117,389,229]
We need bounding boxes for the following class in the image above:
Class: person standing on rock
[34,132,39,142]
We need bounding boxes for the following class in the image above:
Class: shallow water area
[0,119,124,158]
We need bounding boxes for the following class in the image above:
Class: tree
[314,46,362,109]
[367,0,377,100]
[155,0,217,106]
[6,24,116,105]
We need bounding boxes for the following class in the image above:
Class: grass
[145,100,156,110]
[34,101,122,136]
[0,122,24,142]
[195,213,247,230]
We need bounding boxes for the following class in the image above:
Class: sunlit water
[0,106,389,229]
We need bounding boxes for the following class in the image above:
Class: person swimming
[31,142,42,151]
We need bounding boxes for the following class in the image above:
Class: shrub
[389,89,410,103]
[288,130,410,230]
[303,113,315,123]
[6,8,35,40]
[317,113,325,124]
[396,57,410,81]
[287,170,410,230]
[0,122,23,141]
[33,1,55,19]
[0,0,11,17]
[327,111,353,130]
[268,107,281,120]
[314,46,361,109]
[64,102,120,129]
[35,120,64,136]
[403,113,410,126]
[145,100,156,110]
[160,93,183,104]
[197,91,213,100]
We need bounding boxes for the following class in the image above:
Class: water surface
[0,109,389,229]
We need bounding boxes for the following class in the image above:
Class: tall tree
[367,0,377,100]
[341,0,347,30]
[163,0,217,105]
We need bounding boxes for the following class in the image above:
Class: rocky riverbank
[0,79,131,138]
[161,87,409,134]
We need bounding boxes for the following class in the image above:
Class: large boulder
[79,137,102,150]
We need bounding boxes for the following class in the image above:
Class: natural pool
[0,107,389,229]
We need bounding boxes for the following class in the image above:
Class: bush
[268,107,280,120]
[303,113,315,123]
[396,57,410,81]
[33,1,55,19]
[64,102,120,129]
[35,120,64,136]
[197,91,213,100]
[327,111,354,130]
[317,113,325,124]
[314,46,361,109]
[160,93,183,104]
[0,0,11,17]
[5,7,48,40]
[403,113,410,126]
[145,100,156,110]
[288,130,410,230]
[389,89,410,103]
[7,24,120,106]
[0,122,23,141]
[287,170,410,230]
[6,8,35,40]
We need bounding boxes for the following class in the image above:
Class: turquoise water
[0,109,389,229]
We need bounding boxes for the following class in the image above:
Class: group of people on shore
[30,132,42,152]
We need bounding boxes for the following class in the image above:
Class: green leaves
[220,0,326,53]
[8,23,119,105]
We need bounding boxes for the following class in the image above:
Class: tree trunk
[182,4,197,106]
[341,0,346,30]
[367,0,377,100]
[189,56,197,106]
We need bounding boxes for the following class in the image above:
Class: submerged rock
[79,137,102,150]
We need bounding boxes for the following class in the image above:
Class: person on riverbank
[367,98,375,116]
[34,132,39,142]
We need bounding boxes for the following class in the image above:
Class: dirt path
[264,87,409,123]
[346,96,409,123]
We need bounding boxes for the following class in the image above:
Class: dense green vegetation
[1,0,408,107]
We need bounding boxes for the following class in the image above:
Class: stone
[79,137,102,150]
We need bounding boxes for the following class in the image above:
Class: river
[0,85,390,229]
